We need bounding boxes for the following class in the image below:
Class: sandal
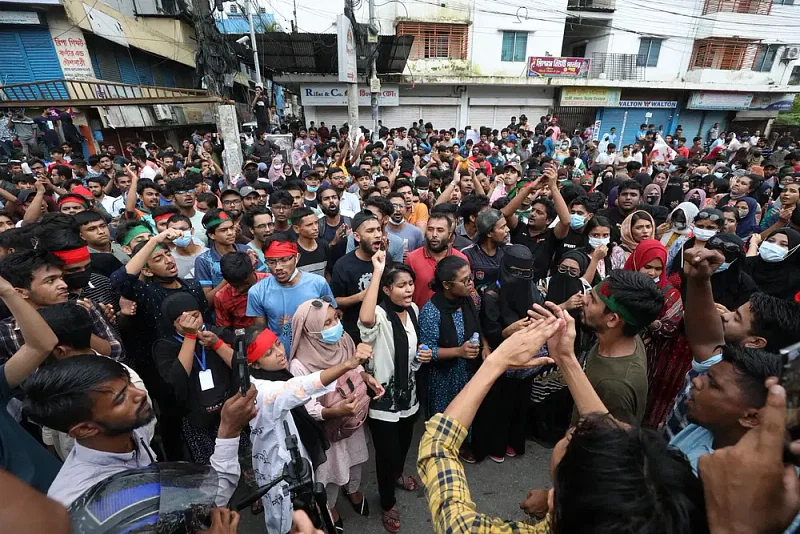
[334,516,344,533]
[342,489,370,516]
[382,507,401,533]
[250,498,264,515]
[395,474,419,492]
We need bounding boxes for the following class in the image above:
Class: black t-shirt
[152,335,231,429]
[297,238,331,278]
[554,228,586,265]
[510,224,560,282]
[304,198,318,209]
[330,251,376,344]
[461,243,505,292]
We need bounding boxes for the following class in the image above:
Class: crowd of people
[1,111,800,534]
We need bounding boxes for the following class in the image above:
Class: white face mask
[588,236,610,248]
[693,228,717,242]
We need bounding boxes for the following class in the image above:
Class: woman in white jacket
[246,327,372,534]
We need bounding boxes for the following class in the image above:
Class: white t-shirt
[139,166,157,180]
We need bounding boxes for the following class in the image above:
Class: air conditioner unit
[153,104,174,121]
[783,47,800,61]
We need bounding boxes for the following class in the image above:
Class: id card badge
[198,369,215,391]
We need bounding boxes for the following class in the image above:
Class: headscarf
[292,140,307,173]
[607,186,619,211]
[431,272,482,372]
[597,133,610,154]
[705,233,756,312]
[634,172,653,188]
[735,196,760,239]
[546,250,589,307]
[743,228,800,299]
[623,239,667,289]
[289,299,355,371]
[685,188,707,208]
[268,154,284,182]
[620,210,655,252]
[661,177,685,209]
[499,245,543,327]
[643,183,662,206]
[661,202,698,246]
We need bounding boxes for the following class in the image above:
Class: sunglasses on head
[310,295,335,308]
[706,236,742,254]
[696,211,721,222]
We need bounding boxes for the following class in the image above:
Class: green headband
[120,225,151,246]
[204,211,231,232]
[594,281,640,329]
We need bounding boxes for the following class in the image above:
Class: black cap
[352,210,377,231]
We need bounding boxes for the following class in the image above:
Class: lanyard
[174,335,207,371]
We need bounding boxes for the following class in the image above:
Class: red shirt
[214,272,269,328]
[677,146,690,158]
[406,246,469,309]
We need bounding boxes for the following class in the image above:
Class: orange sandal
[395,474,418,491]
[382,507,400,532]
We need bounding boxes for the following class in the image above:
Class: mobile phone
[234,328,250,397]
[780,340,800,440]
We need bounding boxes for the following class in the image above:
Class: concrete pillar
[216,104,243,188]
[458,88,469,130]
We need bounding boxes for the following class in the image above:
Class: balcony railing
[0,79,217,107]
[702,0,772,15]
[589,53,646,81]
[567,0,616,11]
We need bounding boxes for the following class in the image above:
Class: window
[229,4,237,13]
[690,38,759,70]
[396,22,469,60]
[774,0,794,4]
[501,31,528,62]
[702,0,773,14]
[753,44,779,72]
[636,38,662,67]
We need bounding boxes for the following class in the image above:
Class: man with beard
[598,179,668,227]
[167,175,207,246]
[561,269,663,425]
[86,175,116,215]
[406,211,468,308]
[243,206,274,264]
[23,353,257,506]
[386,192,424,256]
[246,235,335,353]
[328,166,361,217]
[317,185,351,262]
[331,211,384,344]
[346,196,404,263]
[219,189,249,245]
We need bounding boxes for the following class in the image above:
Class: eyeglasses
[448,274,473,286]
[222,199,242,206]
[558,264,581,278]
[271,204,291,211]
[265,255,296,267]
[707,237,743,254]
[253,223,275,230]
[174,190,194,195]
[391,204,407,211]
[696,211,722,222]
[310,295,335,308]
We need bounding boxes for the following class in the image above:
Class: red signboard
[527,56,591,77]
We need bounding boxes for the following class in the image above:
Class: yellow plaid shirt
[417,413,551,534]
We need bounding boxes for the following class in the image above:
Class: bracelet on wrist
[213,339,225,351]
[184,334,197,340]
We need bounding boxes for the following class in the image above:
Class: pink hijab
[289,299,354,371]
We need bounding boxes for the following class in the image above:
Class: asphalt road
[236,419,553,533]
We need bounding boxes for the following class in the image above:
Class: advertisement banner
[618,100,678,108]
[300,85,399,106]
[749,94,795,111]
[50,28,94,80]
[687,91,753,110]
[527,56,590,77]
[336,14,357,83]
[560,87,621,107]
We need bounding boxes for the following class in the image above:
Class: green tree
[776,94,800,126]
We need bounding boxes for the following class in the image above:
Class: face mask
[318,321,344,344]
[689,198,701,207]
[693,228,717,241]
[63,269,91,290]
[737,209,749,219]
[244,169,258,181]
[307,185,319,193]
[150,273,178,285]
[173,231,192,248]
[778,183,786,189]
[646,195,659,205]
[668,164,677,173]
[569,214,586,229]
[653,276,661,283]
[716,261,733,273]
[759,241,788,263]
[673,221,687,230]
[588,236,610,248]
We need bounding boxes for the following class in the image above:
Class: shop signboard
[617,100,678,108]
[749,94,795,111]
[687,91,753,110]
[560,87,621,107]
[300,85,400,106]
[527,56,590,77]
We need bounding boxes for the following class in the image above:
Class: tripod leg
[312,481,337,534]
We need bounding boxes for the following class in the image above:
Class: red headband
[154,212,174,223]
[52,246,90,265]
[264,240,298,258]
[57,194,87,207]
[247,329,278,363]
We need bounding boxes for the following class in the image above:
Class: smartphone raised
[234,328,250,397]
[780,340,800,440]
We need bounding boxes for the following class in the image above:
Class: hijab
[661,177,685,208]
[661,202,698,246]
[685,188,707,208]
[644,183,662,206]
[607,186,619,210]
[598,133,610,154]
[735,196,760,239]
[431,274,482,372]
[546,250,589,307]
[289,299,355,371]
[744,228,800,299]
[268,155,284,182]
[624,238,667,289]
[706,233,756,311]
[499,244,542,327]
[620,210,655,252]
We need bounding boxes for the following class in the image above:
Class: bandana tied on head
[247,329,278,363]
[264,240,298,258]
[203,210,230,231]
[595,281,640,329]
[52,246,90,265]
[57,194,88,208]
[154,212,174,224]
[120,225,151,247]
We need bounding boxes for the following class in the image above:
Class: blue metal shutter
[0,29,66,98]
[0,32,32,86]
[131,50,154,85]
[676,109,705,140]
[599,108,673,147]
[115,49,139,85]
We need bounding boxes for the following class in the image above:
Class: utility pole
[247,0,262,85]
[368,0,379,138]
[344,0,359,146]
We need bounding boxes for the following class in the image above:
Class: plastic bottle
[411,344,428,372]
[470,333,480,346]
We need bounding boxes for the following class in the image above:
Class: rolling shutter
[599,108,673,147]
[0,28,65,98]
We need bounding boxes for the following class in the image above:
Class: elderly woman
[288,298,384,530]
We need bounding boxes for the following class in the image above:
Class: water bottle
[469,333,480,347]
[411,344,428,372]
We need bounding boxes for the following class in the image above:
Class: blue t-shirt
[669,424,713,475]
[246,272,336,354]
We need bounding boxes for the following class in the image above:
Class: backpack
[321,368,370,442]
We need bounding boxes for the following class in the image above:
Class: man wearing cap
[460,209,509,292]
[195,209,265,309]
[331,211,385,344]
[247,234,335,354]
[167,175,207,246]
[235,159,261,189]
[489,162,522,204]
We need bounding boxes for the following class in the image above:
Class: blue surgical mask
[173,231,192,248]
[570,214,586,230]
[668,164,677,172]
[759,241,788,263]
[307,185,319,193]
[714,172,725,179]
[318,321,344,344]
[693,228,717,242]
[716,261,733,273]
[588,236,610,248]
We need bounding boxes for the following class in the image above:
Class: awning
[229,32,412,75]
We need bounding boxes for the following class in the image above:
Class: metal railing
[567,0,616,10]
[702,0,772,15]
[0,78,214,107]
[589,53,646,80]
